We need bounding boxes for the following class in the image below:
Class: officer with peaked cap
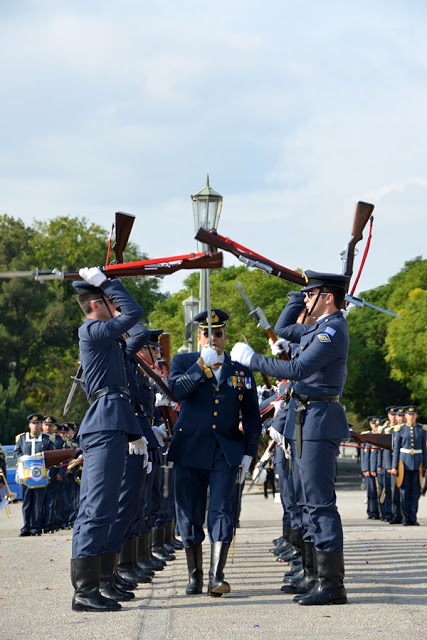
[231,270,350,605]
[168,308,262,597]
[14,414,54,536]
[391,406,427,525]
[70,267,144,612]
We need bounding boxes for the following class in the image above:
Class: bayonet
[63,364,84,416]
[345,294,400,318]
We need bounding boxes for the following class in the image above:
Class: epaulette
[384,426,393,434]
[393,425,402,432]
[361,430,370,434]
[15,432,25,442]
[48,434,56,443]
[422,425,427,432]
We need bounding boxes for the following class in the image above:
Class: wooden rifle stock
[195,228,305,286]
[350,429,392,451]
[158,333,172,374]
[113,212,135,264]
[44,448,83,469]
[134,354,178,404]
[341,202,374,282]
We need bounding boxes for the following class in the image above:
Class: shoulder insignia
[317,333,331,343]
[325,326,336,336]
[15,432,25,442]
[422,425,427,432]
[393,425,402,432]
[384,426,393,434]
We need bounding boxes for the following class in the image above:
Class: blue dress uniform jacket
[251,308,349,441]
[77,280,143,438]
[392,423,427,470]
[168,351,262,470]
[14,433,54,535]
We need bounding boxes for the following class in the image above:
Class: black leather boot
[113,570,138,591]
[145,531,165,571]
[185,545,203,595]
[207,542,231,597]
[71,556,121,612]
[297,551,347,605]
[283,523,291,542]
[117,538,152,584]
[135,534,155,576]
[163,521,177,554]
[281,541,316,594]
[152,526,175,562]
[100,552,134,601]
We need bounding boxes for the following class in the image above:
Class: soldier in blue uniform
[41,415,63,533]
[70,267,144,612]
[391,406,427,525]
[14,414,54,536]
[231,271,350,606]
[168,309,262,597]
[361,417,381,520]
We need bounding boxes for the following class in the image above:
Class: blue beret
[193,309,229,327]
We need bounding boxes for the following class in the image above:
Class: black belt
[291,391,340,403]
[88,386,131,405]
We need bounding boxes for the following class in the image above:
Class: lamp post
[182,290,200,351]
[191,175,223,312]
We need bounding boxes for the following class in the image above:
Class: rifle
[195,227,305,286]
[134,354,178,404]
[340,202,375,282]
[43,447,83,469]
[112,212,135,264]
[196,200,375,289]
[63,363,84,416]
[156,333,178,435]
[0,251,223,281]
[350,429,392,451]
[236,281,290,361]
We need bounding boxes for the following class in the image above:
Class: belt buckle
[410,448,414,455]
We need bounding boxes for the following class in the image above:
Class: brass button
[215,399,220,404]
[179,428,182,432]
[212,425,217,429]
[216,387,220,392]
[120,394,123,398]
[213,411,218,416]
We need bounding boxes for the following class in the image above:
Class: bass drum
[17,453,48,489]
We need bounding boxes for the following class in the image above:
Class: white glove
[269,337,288,356]
[152,425,165,446]
[268,426,284,447]
[128,437,148,457]
[170,401,179,410]
[146,461,153,474]
[283,441,292,459]
[79,267,107,287]
[155,393,169,407]
[239,455,253,483]
[201,345,220,367]
[230,342,255,367]
[272,399,283,417]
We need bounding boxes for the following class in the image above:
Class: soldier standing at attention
[391,406,427,526]
[14,414,54,536]
[168,309,262,597]
[361,417,381,520]
[70,267,145,612]
[231,271,350,606]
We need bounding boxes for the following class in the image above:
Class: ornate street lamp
[182,290,200,351]
[191,175,223,312]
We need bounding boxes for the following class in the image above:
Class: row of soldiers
[361,405,427,526]
[14,416,80,536]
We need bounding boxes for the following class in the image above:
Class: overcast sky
[1,1,426,299]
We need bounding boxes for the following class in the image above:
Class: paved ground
[1,459,426,640]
